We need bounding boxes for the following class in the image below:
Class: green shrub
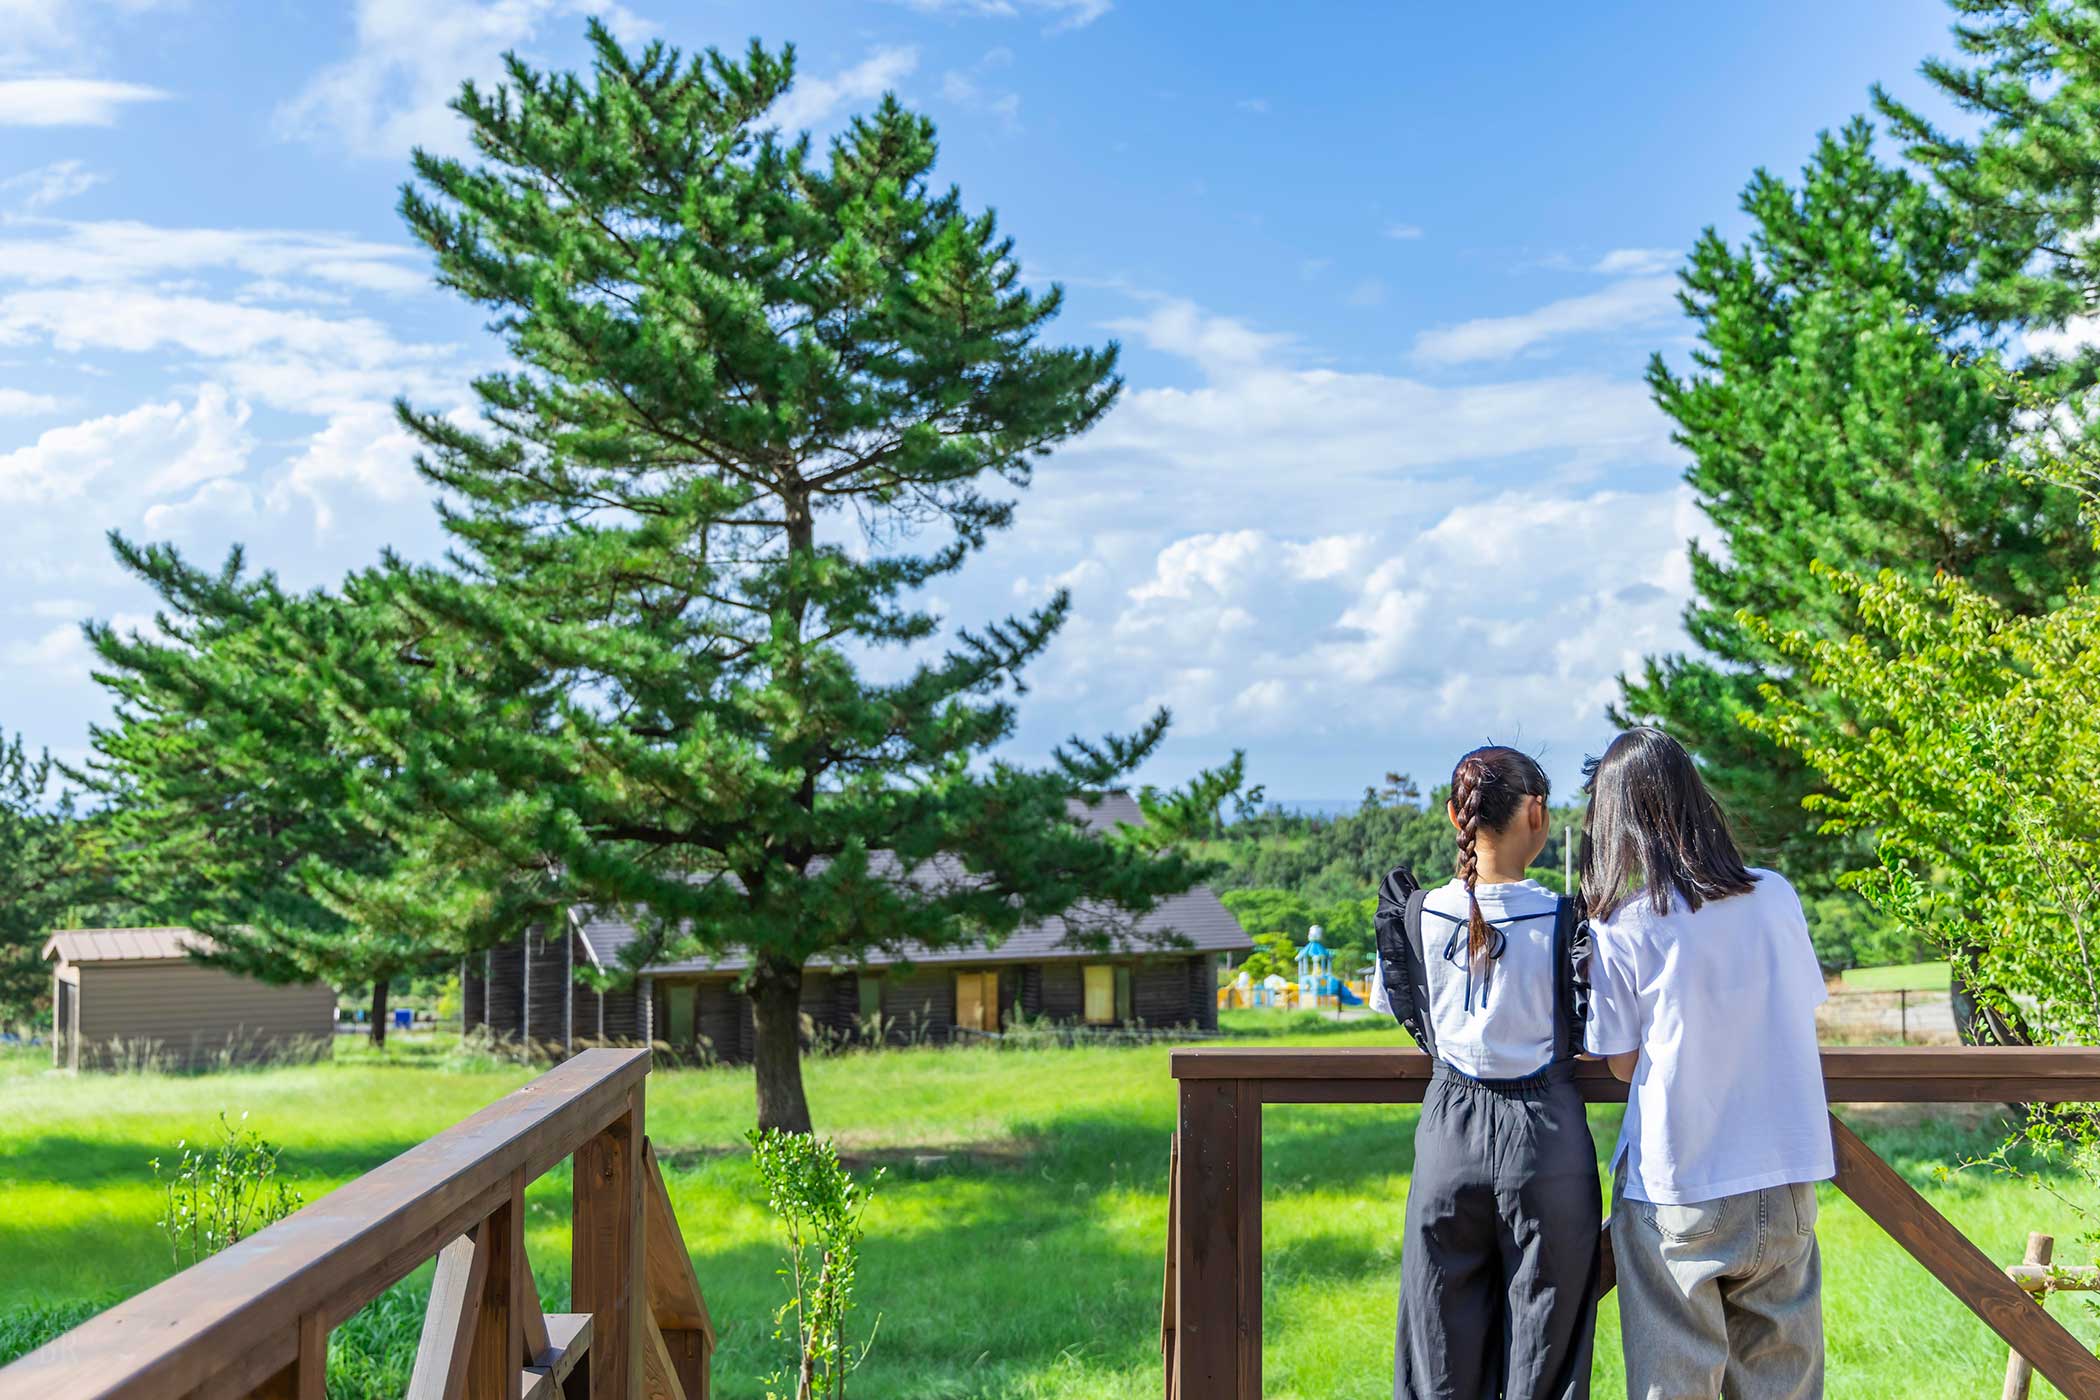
[152,1111,303,1269]
[749,1128,881,1400]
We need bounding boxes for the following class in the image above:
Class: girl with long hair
[1374,744,1599,1400]
[1582,727,1831,1400]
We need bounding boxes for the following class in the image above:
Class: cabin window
[857,974,881,1022]
[954,970,999,1034]
[1083,964,1116,1024]
[1115,965,1134,1024]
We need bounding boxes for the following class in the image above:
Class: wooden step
[520,1312,593,1400]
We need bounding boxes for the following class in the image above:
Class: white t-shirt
[1585,868,1833,1204]
[1370,877,1564,1079]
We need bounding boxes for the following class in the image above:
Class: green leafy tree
[83,541,546,1046]
[305,27,1208,1131]
[1208,778,1581,907]
[1616,119,2094,888]
[0,729,120,1024]
[1237,932,1300,984]
[1741,372,2100,1044]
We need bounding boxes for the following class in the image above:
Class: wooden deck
[0,1047,713,1400]
[1162,1046,2100,1399]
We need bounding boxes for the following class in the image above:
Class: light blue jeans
[1611,1167,1824,1400]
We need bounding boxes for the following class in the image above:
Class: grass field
[2,1013,2095,1398]
[1838,960,1954,993]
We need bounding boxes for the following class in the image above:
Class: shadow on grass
[0,1132,425,1189]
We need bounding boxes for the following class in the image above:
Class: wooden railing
[0,1047,714,1400]
[1162,1046,2100,1400]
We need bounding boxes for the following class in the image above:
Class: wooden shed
[43,928,337,1071]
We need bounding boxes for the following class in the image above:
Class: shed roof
[43,927,214,965]
[573,791,1253,976]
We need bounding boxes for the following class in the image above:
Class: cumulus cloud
[774,46,920,133]
[270,401,431,530]
[0,384,251,505]
[276,0,650,158]
[1413,274,1678,365]
[0,78,169,126]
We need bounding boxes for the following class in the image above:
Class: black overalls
[1393,896,1601,1400]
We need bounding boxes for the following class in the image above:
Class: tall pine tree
[308,27,1211,1130]
[1616,119,2094,894]
[1877,0,2100,331]
[85,540,548,1045]
[0,729,119,1024]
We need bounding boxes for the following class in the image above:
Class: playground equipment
[1296,926,1362,1010]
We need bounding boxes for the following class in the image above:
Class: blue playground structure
[1296,926,1364,1006]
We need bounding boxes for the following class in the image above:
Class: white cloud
[270,401,430,531]
[276,0,650,159]
[775,46,920,133]
[0,388,59,415]
[0,78,169,126]
[1413,275,1678,365]
[1088,300,1670,521]
[1593,247,1677,276]
[893,0,1112,32]
[1384,222,1424,240]
[0,385,252,505]
[1235,97,1269,114]
[0,217,425,294]
[940,49,1021,129]
[1,159,105,210]
[143,477,256,535]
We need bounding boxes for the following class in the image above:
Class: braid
[1452,755,1492,958]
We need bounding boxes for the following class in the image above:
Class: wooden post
[574,1084,645,1400]
[2001,1232,2055,1400]
[1173,1077,1259,1400]
[1159,1135,1178,1400]
[1829,1115,2100,1398]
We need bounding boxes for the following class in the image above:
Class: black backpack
[1373,864,1591,1062]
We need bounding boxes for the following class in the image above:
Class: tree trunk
[750,961,813,1134]
[369,977,390,1048]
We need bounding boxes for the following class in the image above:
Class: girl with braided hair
[1373,744,1600,1400]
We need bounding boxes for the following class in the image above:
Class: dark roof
[572,792,1251,976]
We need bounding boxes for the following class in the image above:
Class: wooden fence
[0,1046,713,1400]
[1162,1045,2100,1399]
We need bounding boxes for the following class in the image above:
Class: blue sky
[0,0,1962,802]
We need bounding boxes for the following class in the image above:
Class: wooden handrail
[0,1046,713,1400]
[1163,1044,2100,1400]
[1170,1045,2100,1102]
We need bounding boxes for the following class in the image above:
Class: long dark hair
[1580,726,1756,919]
[1449,745,1551,959]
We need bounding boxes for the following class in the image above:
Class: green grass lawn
[1838,960,1954,993]
[1,1012,2094,1398]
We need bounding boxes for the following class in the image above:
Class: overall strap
[1550,894,1576,1062]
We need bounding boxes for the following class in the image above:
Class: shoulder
[1744,868,1806,919]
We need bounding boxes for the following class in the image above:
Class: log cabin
[461,793,1249,1058]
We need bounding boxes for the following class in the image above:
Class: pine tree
[0,729,118,1023]
[309,27,1210,1131]
[1615,120,2094,885]
[1876,0,2100,330]
[84,540,547,1045]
